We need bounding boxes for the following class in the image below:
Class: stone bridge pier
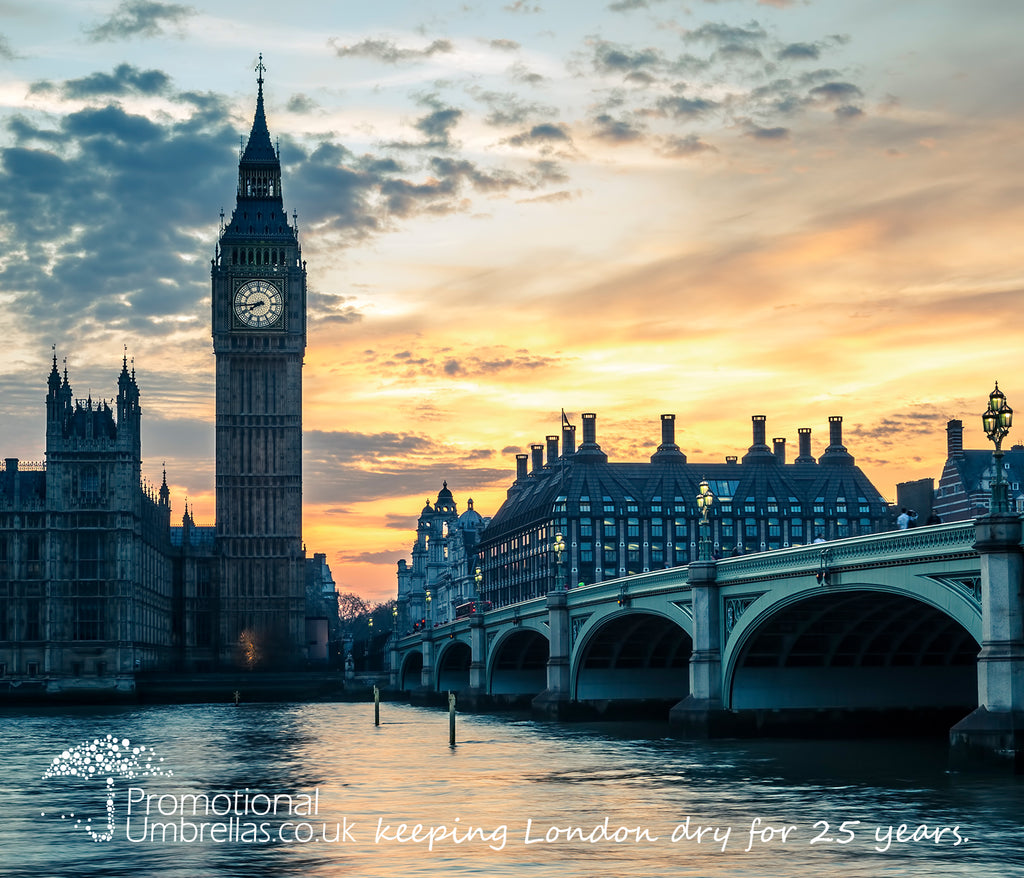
[950,514,1024,771]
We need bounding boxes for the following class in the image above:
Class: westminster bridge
[392,516,1024,768]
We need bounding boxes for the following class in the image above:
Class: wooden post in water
[448,691,456,746]
[374,685,380,726]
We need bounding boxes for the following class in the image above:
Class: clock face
[233,280,284,328]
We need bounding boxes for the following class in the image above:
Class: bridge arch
[724,585,980,713]
[572,610,692,703]
[488,627,550,700]
[399,650,422,691]
[435,638,472,692]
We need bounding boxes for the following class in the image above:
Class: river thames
[2,701,1021,877]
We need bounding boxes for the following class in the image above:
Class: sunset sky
[1,0,1022,602]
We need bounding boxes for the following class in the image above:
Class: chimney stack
[562,422,576,457]
[829,415,843,449]
[796,427,815,463]
[752,415,767,447]
[947,419,964,459]
[819,416,854,465]
[516,453,529,480]
[546,435,559,466]
[773,437,786,464]
[662,414,676,447]
[531,443,544,474]
[742,415,773,462]
[651,413,686,461]
[581,412,597,446]
[576,412,608,461]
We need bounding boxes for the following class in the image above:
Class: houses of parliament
[0,63,335,696]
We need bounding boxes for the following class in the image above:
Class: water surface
[2,703,1021,877]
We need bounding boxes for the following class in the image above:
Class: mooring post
[448,691,456,746]
[374,684,380,726]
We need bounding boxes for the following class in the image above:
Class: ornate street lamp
[425,589,432,625]
[474,565,482,600]
[696,479,715,561]
[392,604,398,631]
[982,382,1014,514]
[552,531,566,590]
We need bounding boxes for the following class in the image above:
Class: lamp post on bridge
[532,531,570,717]
[552,532,566,590]
[468,565,486,699]
[696,479,715,561]
[670,478,726,736]
[982,382,1014,514]
[950,383,1024,771]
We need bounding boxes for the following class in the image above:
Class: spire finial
[256,53,266,86]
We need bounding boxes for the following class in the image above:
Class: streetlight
[696,479,715,561]
[392,604,398,631]
[425,589,432,625]
[982,382,1014,514]
[474,565,483,605]
[552,531,566,590]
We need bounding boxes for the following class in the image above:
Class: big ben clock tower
[212,57,306,667]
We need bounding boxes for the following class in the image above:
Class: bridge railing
[395,521,980,645]
[714,521,977,584]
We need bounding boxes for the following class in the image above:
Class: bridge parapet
[715,522,977,584]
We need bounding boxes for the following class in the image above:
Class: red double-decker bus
[454,600,493,618]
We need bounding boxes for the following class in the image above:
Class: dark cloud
[506,123,572,147]
[309,293,364,326]
[656,95,717,119]
[591,39,665,77]
[30,64,172,99]
[287,93,318,114]
[286,141,381,235]
[0,94,237,347]
[778,42,820,61]
[592,113,645,143]
[489,38,521,51]
[0,33,19,60]
[329,37,454,63]
[85,0,194,42]
[366,346,561,379]
[304,429,510,504]
[744,122,790,141]
[387,95,463,150]
[684,21,768,49]
[660,133,716,157]
[530,159,570,184]
[835,105,865,121]
[341,548,409,565]
[509,62,545,85]
[504,1,543,12]
[468,88,554,127]
[415,106,463,146]
[385,513,420,531]
[428,156,521,193]
[608,0,658,10]
[809,81,864,104]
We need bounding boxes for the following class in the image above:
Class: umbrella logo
[41,734,173,842]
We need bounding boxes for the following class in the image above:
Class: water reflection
[1,703,1021,878]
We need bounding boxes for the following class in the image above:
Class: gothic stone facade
[0,70,327,695]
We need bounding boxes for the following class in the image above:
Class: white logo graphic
[41,734,173,842]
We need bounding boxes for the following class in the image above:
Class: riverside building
[474,412,892,607]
